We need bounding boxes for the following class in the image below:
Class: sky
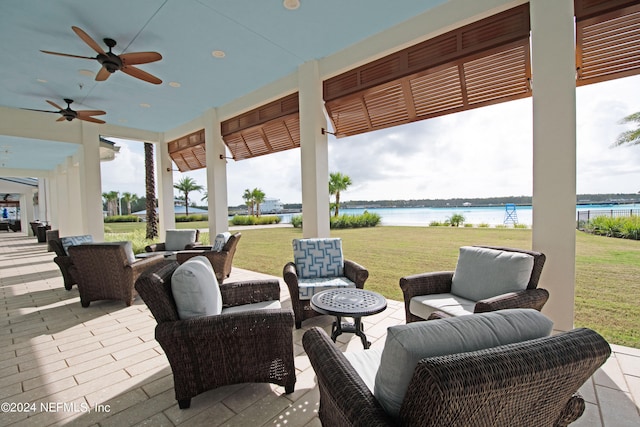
[101,74,640,207]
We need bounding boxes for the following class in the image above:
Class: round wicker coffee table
[310,288,387,349]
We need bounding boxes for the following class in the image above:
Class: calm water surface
[276,204,638,226]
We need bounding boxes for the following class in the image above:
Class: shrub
[429,220,445,226]
[104,215,141,223]
[176,214,208,222]
[447,213,465,227]
[478,222,490,228]
[291,215,303,228]
[330,212,381,229]
[230,215,282,226]
[464,223,474,227]
[585,215,640,240]
[514,223,529,229]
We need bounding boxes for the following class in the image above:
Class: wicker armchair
[68,243,166,307]
[134,260,296,409]
[303,325,610,427]
[284,238,369,329]
[49,237,75,290]
[400,245,548,323]
[145,229,200,254]
[175,232,241,283]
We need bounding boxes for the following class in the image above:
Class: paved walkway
[0,232,638,426]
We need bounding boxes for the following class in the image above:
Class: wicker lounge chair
[144,229,200,255]
[68,242,166,307]
[175,232,241,283]
[283,238,369,329]
[303,323,610,426]
[49,237,76,290]
[134,260,296,409]
[400,245,549,323]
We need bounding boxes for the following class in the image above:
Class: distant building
[260,198,283,214]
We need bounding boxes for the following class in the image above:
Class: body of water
[275,203,639,227]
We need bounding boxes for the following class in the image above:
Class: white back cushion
[374,309,553,418]
[171,256,222,319]
[212,232,231,251]
[165,229,197,251]
[451,246,534,302]
[293,238,344,279]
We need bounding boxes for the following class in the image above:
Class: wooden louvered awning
[323,4,531,138]
[221,93,300,161]
[168,129,206,172]
[576,0,640,86]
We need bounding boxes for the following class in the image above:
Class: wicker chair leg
[81,299,90,308]
[285,384,295,394]
[178,399,191,409]
[295,320,302,329]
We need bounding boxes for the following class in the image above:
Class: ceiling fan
[41,26,162,85]
[22,99,106,124]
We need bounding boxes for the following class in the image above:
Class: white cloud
[101,74,640,205]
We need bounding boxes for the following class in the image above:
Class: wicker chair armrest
[399,271,454,299]
[145,242,166,252]
[157,309,294,343]
[474,288,550,313]
[554,393,587,427]
[283,262,299,285]
[344,259,369,288]
[128,255,167,274]
[220,279,281,307]
[54,255,73,269]
[302,327,393,426]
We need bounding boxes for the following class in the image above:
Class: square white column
[204,108,229,234]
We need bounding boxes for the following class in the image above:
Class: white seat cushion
[165,229,197,251]
[221,299,281,315]
[409,293,476,319]
[298,276,356,300]
[171,256,221,319]
[343,348,383,393]
[374,309,553,418]
[451,246,534,301]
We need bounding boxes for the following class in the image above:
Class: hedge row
[583,215,640,240]
[230,215,282,226]
[291,212,382,229]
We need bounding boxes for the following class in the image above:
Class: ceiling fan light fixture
[283,0,300,10]
[140,103,151,108]
[169,81,181,88]
[78,69,94,77]
[212,50,226,58]
[36,78,48,83]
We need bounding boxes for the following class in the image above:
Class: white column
[55,164,70,234]
[299,60,330,238]
[20,193,35,237]
[204,108,229,234]
[530,0,576,332]
[66,155,84,235]
[157,137,175,240]
[79,122,104,240]
[46,173,58,230]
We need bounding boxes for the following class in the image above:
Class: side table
[310,288,387,349]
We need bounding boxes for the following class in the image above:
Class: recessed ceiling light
[169,81,181,88]
[36,78,47,83]
[211,50,226,58]
[140,103,151,108]
[283,0,300,10]
[78,69,94,77]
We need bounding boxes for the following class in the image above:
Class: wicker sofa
[400,245,549,323]
[303,310,611,427]
[134,260,296,409]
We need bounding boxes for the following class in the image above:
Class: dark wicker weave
[303,326,610,427]
[284,259,369,329]
[144,229,200,253]
[134,260,296,409]
[400,245,549,323]
[175,232,241,283]
[68,243,166,307]
[49,237,76,291]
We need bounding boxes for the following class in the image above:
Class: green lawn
[106,223,640,348]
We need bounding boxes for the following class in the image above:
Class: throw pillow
[165,229,197,251]
[60,234,94,255]
[451,246,534,302]
[212,232,231,252]
[292,238,344,279]
[374,309,553,418]
[171,256,222,319]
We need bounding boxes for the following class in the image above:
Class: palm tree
[102,191,119,216]
[613,112,640,147]
[252,188,266,217]
[174,176,204,216]
[329,172,352,217]
[121,192,139,215]
[144,142,158,239]
[243,189,254,216]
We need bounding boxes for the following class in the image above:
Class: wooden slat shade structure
[576,0,640,86]
[168,129,206,172]
[221,93,300,161]
[323,4,532,138]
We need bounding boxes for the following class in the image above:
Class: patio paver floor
[0,233,638,426]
